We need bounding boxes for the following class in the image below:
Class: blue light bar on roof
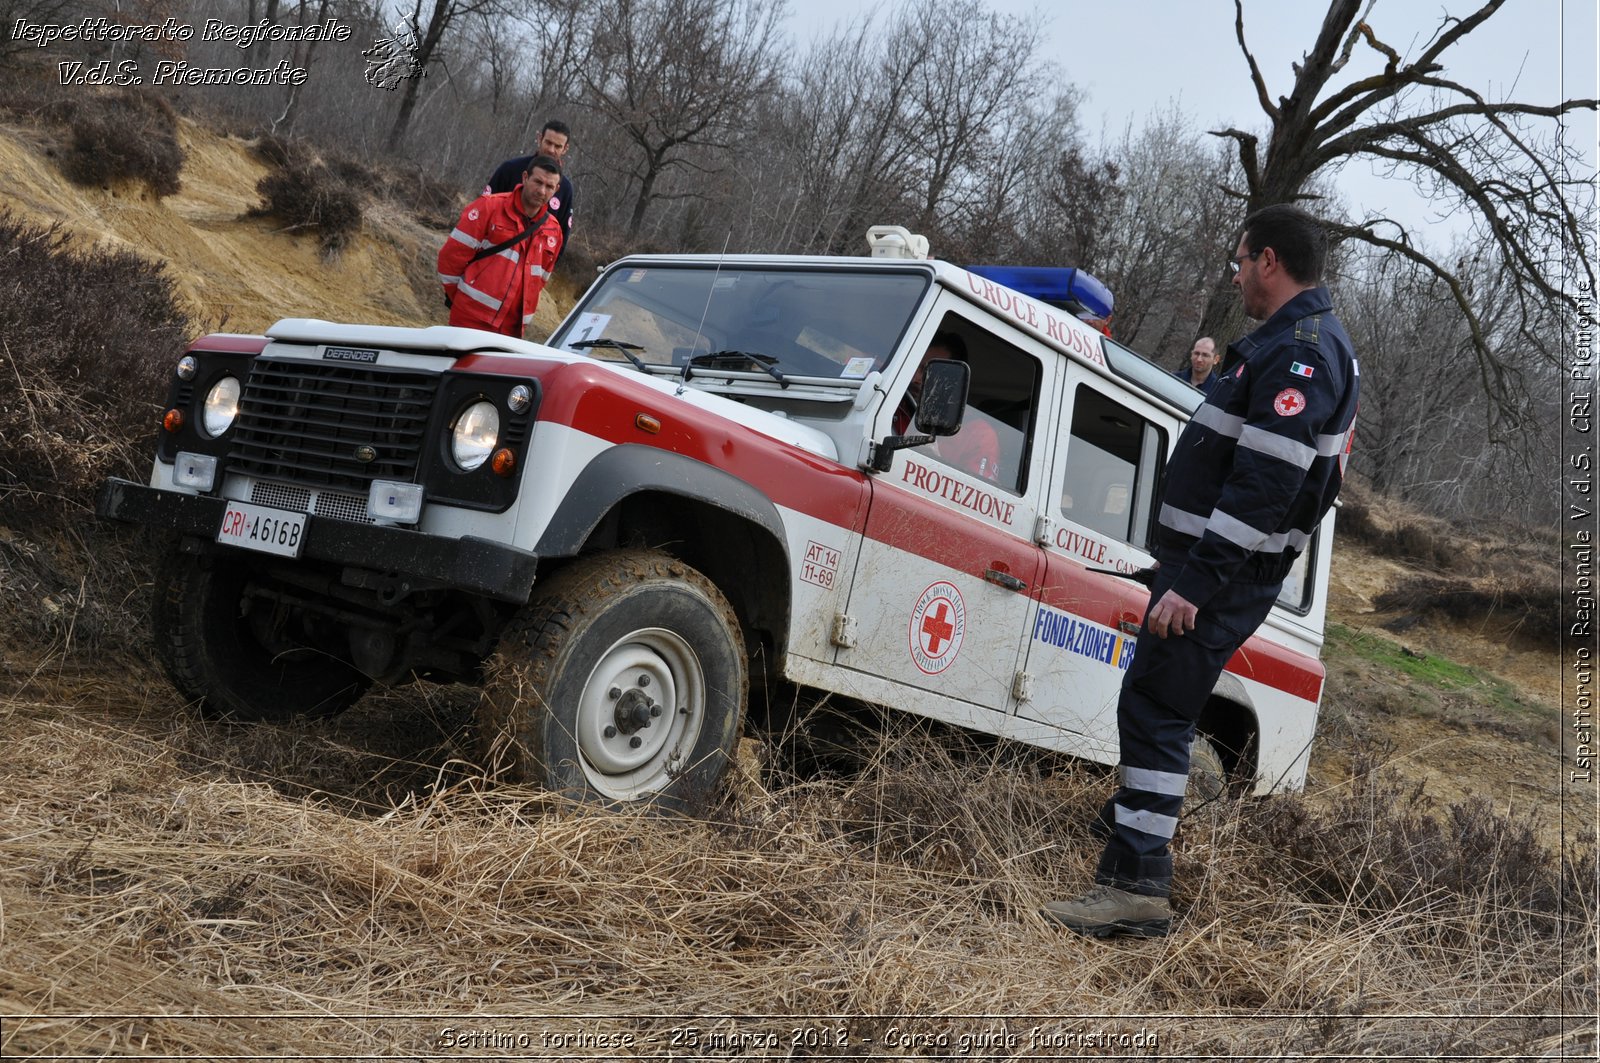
[966,265,1114,321]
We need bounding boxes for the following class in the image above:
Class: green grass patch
[1325,623,1555,727]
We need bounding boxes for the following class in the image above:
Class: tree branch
[1232,0,1278,120]
[1327,218,1522,418]
[1306,0,1502,128]
[1209,127,1261,199]
[1310,95,1597,170]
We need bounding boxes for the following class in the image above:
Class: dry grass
[0,664,1592,1060]
[1337,478,1561,649]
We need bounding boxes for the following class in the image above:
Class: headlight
[451,400,500,471]
[202,376,241,437]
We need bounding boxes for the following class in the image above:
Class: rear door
[1016,368,1177,753]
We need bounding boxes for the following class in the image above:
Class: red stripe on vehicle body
[191,334,269,355]
[454,355,1325,701]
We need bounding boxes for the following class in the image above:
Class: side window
[1059,385,1167,548]
[1277,527,1316,611]
[915,314,1041,495]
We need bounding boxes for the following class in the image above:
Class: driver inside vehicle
[895,331,1002,483]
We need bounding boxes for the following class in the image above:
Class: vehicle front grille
[229,358,438,493]
[249,480,375,525]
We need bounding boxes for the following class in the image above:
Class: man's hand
[1145,589,1198,639]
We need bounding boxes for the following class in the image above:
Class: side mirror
[867,358,971,473]
[915,359,969,436]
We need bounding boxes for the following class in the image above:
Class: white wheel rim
[574,627,705,800]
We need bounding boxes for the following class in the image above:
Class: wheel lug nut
[650,703,662,717]
[608,687,621,701]
[629,736,642,749]
[603,725,617,739]
[637,674,650,687]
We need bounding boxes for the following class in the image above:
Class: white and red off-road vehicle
[98,226,1333,807]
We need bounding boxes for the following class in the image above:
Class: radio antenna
[679,229,733,394]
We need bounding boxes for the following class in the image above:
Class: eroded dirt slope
[0,116,575,335]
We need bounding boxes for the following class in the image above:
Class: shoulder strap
[468,205,549,265]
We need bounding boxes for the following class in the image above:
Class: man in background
[438,156,564,338]
[1174,336,1221,394]
[486,119,575,264]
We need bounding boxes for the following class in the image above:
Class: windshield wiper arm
[571,338,650,373]
[685,349,789,389]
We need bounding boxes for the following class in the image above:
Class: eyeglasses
[1228,249,1263,274]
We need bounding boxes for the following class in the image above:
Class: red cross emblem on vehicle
[909,581,966,674]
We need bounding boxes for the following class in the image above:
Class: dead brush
[54,90,185,199]
[0,211,190,663]
[1373,571,1561,650]
[1,684,1592,1059]
[247,141,364,255]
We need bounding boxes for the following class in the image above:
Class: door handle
[1119,618,1141,635]
[984,568,1028,592]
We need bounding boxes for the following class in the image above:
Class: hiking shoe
[1041,886,1172,938]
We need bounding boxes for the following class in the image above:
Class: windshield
[551,265,931,380]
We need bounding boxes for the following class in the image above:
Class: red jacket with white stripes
[437,187,563,338]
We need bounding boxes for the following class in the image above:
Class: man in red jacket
[438,156,564,338]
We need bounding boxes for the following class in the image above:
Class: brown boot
[1041,885,1172,938]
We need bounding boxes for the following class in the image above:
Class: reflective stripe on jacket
[1157,286,1359,608]
[437,187,563,338]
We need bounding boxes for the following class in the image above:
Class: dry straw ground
[0,649,1592,1059]
[0,92,1593,1061]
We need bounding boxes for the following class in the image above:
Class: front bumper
[96,478,539,603]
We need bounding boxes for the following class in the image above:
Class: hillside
[0,114,1587,1060]
[0,112,579,335]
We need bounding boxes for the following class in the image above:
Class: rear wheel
[153,553,370,721]
[477,550,745,810]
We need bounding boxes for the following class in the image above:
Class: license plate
[216,500,307,558]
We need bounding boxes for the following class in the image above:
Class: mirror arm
[868,434,935,473]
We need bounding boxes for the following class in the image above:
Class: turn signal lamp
[162,408,185,432]
[634,413,662,434]
[490,448,517,477]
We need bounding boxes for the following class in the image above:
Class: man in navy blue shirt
[1043,204,1360,939]
[486,120,575,266]
[1173,336,1221,394]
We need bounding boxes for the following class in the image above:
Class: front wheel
[1186,733,1228,805]
[477,550,746,811]
[152,553,370,721]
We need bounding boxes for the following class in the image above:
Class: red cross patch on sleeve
[1274,388,1307,416]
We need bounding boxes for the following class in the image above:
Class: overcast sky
[787,0,1597,247]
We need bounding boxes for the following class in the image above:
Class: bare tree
[271,0,333,134]
[576,0,784,237]
[1204,0,1595,419]
[763,0,1060,259]
[383,0,507,151]
[1338,242,1560,520]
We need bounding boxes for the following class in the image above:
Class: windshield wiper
[685,349,789,389]
[571,338,650,373]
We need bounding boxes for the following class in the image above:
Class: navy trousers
[1094,560,1283,897]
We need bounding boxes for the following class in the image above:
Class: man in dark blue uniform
[1043,204,1360,938]
[486,120,575,266]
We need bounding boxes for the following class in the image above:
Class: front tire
[478,550,746,810]
[1186,733,1228,804]
[153,553,371,721]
